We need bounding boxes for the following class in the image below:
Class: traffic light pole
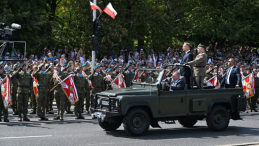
[91,0,97,73]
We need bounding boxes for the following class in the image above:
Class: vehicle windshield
[132,69,164,85]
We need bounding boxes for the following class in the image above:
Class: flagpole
[49,74,74,92]
[91,0,97,73]
[97,12,102,19]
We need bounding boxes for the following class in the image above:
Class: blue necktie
[41,71,45,74]
[78,73,82,77]
[129,71,131,74]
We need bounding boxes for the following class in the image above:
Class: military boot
[13,112,18,115]
[59,115,64,121]
[53,116,60,120]
[4,118,9,122]
[42,116,49,121]
[65,110,73,114]
[30,111,36,114]
[18,116,22,122]
[78,113,85,119]
[23,116,30,121]
[0,117,2,122]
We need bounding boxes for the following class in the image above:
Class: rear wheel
[178,117,197,127]
[123,108,150,136]
[206,105,230,131]
[98,118,122,131]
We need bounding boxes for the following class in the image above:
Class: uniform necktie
[41,71,45,74]
[78,73,82,77]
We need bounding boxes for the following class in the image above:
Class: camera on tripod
[0,22,21,40]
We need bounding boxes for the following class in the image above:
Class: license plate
[102,101,109,105]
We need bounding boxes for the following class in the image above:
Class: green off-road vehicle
[91,65,246,136]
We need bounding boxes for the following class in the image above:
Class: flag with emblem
[206,75,219,86]
[242,73,255,99]
[31,74,39,101]
[0,74,12,109]
[111,73,126,88]
[54,73,79,103]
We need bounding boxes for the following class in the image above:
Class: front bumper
[91,108,122,120]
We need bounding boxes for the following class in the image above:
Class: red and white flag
[82,71,93,88]
[90,1,102,13]
[103,3,117,19]
[31,74,39,101]
[206,76,219,86]
[0,74,12,109]
[219,68,224,76]
[242,73,255,99]
[111,73,126,88]
[54,73,79,104]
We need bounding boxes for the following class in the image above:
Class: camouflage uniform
[12,69,33,121]
[33,67,51,120]
[123,70,135,87]
[103,74,115,90]
[52,70,68,120]
[0,73,8,122]
[188,52,207,88]
[88,72,104,95]
[74,72,90,118]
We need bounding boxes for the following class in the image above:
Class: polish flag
[103,3,117,19]
[206,76,219,86]
[90,1,102,13]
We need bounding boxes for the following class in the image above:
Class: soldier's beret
[82,62,88,67]
[198,44,205,49]
[0,61,3,66]
[126,63,132,69]
[66,64,72,68]
[93,65,100,71]
[56,63,61,67]
[105,68,113,73]
[113,65,119,70]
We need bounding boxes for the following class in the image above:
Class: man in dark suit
[178,42,193,89]
[165,72,185,91]
[220,58,242,88]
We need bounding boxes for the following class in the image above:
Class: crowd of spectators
[1,45,259,77]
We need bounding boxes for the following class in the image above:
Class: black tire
[123,108,150,136]
[178,117,198,127]
[98,118,122,131]
[206,105,230,131]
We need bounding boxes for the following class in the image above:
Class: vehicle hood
[97,87,157,96]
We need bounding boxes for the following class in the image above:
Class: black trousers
[185,75,191,89]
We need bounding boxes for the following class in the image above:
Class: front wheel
[123,108,150,136]
[98,118,122,131]
[206,105,230,131]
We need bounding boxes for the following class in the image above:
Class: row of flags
[90,2,117,19]
[204,72,256,99]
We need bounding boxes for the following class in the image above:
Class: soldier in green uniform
[33,63,50,121]
[123,63,135,87]
[11,64,19,115]
[63,64,74,114]
[74,66,90,119]
[82,63,91,113]
[52,63,68,121]
[46,64,54,114]
[0,66,9,122]
[103,68,115,90]
[187,45,207,88]
[82,63,91,75]
[12,64,33,121]
[30,65,38,114]
[88,65,105,95]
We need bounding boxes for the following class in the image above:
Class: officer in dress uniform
[187,45,207,88]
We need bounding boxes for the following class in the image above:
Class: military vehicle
[91,65,246,136]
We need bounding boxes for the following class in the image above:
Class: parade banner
[82,71,93,88]
[54,73,79,104]
[205,76,219,86]
[0,75,12,109]
[31,74,39,101]
[111,73,126,89]
[242,73,255,99]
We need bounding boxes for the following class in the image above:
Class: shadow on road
[105,126,259,140]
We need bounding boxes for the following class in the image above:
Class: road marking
[0,135,52,140]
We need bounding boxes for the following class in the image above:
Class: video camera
[0,22,21,40]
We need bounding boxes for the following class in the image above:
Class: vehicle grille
[94,95,119,112]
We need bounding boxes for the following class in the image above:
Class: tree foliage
[1,0,259,56]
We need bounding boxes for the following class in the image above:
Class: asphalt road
[1,107,259,146]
